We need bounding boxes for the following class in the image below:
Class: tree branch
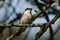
[0,23,46,28]
[34,0,54,40]
[34,13,60,40]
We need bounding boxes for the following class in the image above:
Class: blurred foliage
[0,4,3,8]
[6,3,11,7]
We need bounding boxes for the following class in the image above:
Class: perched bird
[20,7,32,24]
[18,7,32,35]
[6,7,32,40]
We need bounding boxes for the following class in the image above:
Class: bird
[6,7,32,40]
[20,7,32,24]
[17,7,32,35]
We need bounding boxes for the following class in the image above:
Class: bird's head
[25,7,32,11]
[24,7,32,14]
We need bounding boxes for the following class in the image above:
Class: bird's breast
[20,14,32,24]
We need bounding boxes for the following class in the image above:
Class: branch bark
[0,23,46,28]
